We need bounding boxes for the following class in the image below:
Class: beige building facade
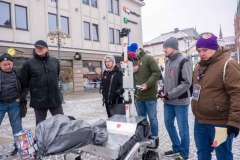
[0,0,145,92]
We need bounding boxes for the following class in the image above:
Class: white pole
[122,36,130,117]
[237,48,240,64]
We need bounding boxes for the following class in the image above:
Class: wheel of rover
[142,150,159,160]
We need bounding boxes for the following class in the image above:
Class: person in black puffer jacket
[100,55,124,118]
[20,40,64,125]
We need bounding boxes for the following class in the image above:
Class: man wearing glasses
[20,40,64,125]
[192,33,240,160]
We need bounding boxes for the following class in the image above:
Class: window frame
[82,0,90,5]
[114,0,119,15]
[109,27,115,44]
[108,0,113,13]
[15,4,28,30]
[60,15,70,35]
[83,21,91,40]
[92,23,99,41]
[91,0,98,8]
[0,1,12,28]
[115,29,121,45]
[48,12,57,32]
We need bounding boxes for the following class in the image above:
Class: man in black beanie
[20,40,64,125]
[0,53,28,156]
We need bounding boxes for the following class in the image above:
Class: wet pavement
[0,89,239,160]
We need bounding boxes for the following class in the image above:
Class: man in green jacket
[134,48,160,137]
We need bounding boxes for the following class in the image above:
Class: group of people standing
[0,32,240,160]
[100,32,240,160]
[0,40,64,156]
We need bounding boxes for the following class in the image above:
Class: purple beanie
[196,33,219,50]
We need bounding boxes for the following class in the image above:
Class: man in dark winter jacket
[134,48,160,137]
[0,53,27,156]
[20,40,64,125]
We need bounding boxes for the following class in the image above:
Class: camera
[120,28,131,37]
[136,85,142,90]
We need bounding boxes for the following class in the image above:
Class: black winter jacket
[0,69,28,103]
[20,50,61,109]
[100,65,124,104]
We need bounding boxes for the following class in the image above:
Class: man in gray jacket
[157,37,192,160]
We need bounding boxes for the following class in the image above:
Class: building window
[114,0,119,15]
[109,28,114,44]
[91,0,97,7]
[108,0,113,13]
[0,1,11,27]
[82,61,102,83]
[84,21,91,40]
[61,16,69,35]
[116,29,121,44]
[92,24,99,41]
[15,5,28,30]
[48,13,57,32]
[82,0,89,5]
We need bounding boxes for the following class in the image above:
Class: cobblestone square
[0,90,239,160]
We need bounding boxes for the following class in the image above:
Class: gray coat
[163,52,192,105]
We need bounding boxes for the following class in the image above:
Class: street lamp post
[183,35,193,62]
[48,0,70,103]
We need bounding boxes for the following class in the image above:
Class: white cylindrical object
[237,48,240,64]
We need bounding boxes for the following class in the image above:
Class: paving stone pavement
[0,90,239,160]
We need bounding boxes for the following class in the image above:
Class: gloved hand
[157,90,163,98]
[162,93,169,101]
[115,88,124,95]
[227,125,239,138]
[20,99,27,106]
[157,91,169,100]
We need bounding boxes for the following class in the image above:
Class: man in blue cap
[20,40,64,125]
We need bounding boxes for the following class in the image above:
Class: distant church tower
[218,25,225,46]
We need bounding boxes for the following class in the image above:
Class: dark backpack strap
[0,70,2,93]
[178,58,189,99]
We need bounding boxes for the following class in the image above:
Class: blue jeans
[136,100,158,136]
[164,103,190,158]
[0,101,23,135]
[194,120,234,160]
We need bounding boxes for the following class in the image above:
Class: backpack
[178,58,190,99]
[193,58,232,84]
[223,58,232,84]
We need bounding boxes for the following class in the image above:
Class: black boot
[10,148,18,156]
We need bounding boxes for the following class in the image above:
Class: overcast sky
[142,0,238,42]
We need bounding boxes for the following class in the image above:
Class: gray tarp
[35,114,94,156]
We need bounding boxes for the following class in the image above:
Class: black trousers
[34,106,64,126]
[104,97,124,118]
[104,103,111,118]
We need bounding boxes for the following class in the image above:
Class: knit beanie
[196,33,219,50]
[0,53,13,62]
[163,37,179,50]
